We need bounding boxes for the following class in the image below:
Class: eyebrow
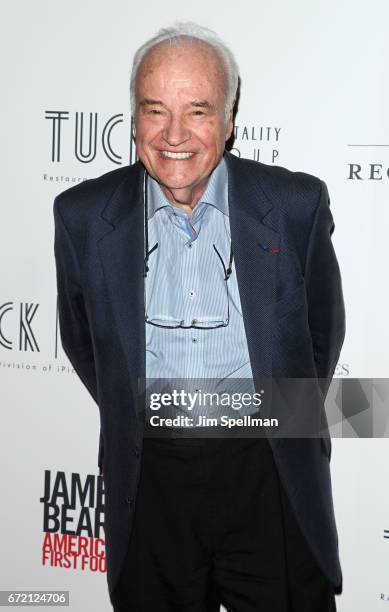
[139,98,214,110]
[139,99,164,107]
[189,100,214,110]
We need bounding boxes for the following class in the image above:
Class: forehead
[136,40,224,97]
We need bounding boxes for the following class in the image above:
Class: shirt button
[191,319,197,325]
[188,290,196,298]
[192,338,198,343]
[188,243,192,248]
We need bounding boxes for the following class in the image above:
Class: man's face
[134,42,233,206]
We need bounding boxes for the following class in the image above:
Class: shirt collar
[147,154,229,219]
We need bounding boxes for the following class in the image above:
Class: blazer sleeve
[304,181,346,401]
[53,196,98,406]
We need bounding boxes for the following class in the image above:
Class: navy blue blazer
[53,150,346,597]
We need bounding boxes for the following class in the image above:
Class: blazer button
[134,446,140,458]
[126,497,133,506]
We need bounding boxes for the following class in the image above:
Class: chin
[156,173,197,190]
[160,181,194,192]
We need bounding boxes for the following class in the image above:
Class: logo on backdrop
[231,124,281,164]
[45,111,128,165]
[335,363,350,377]
[0,299,72,357]
[347,135,389,181]
[40,470,106,574]
[380,529,389,602]
[0,299,82,376]
[0,302,40,351]
[229,125,282,164]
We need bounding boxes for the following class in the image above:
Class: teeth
[161,151,194,159]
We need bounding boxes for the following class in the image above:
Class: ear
[225,107,234,142]
[131,112,137,140]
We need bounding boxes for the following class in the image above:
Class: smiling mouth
[160,151,195,160]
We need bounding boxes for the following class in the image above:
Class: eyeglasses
[143,172,234,330]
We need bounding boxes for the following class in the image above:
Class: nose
[162,115,191,147]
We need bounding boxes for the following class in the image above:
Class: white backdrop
[1,1,389,610]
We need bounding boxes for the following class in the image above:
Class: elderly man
[54,22,345,612]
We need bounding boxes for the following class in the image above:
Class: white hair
[130,22,239,121]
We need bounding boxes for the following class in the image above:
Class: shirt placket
[182,237,205,378]
[172,207,205,379]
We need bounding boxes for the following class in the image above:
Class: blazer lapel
[225,151,280,379]
[97,162,146,399]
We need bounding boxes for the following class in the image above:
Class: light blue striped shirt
[145,155,257,422]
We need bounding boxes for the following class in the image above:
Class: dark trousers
[111,436,336,611]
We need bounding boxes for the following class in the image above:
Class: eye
[149,109,162,115]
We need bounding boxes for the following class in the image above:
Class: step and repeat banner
[1,1,388,610]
